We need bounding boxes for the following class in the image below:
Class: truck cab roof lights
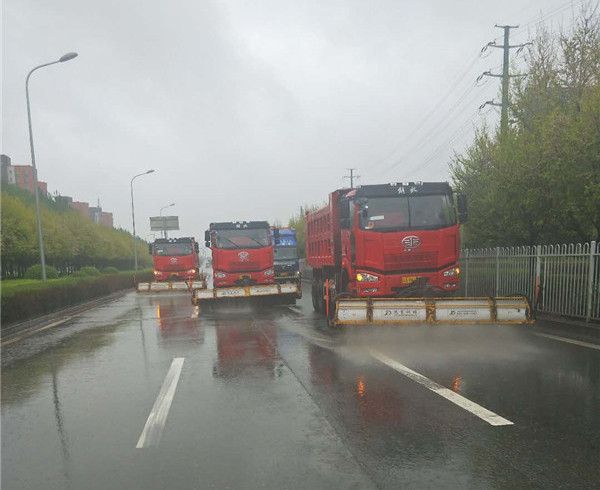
[210,221,270,230]
[355,182,452,198]
[154,237,195,244]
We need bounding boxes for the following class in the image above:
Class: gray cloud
[3,0,571,239]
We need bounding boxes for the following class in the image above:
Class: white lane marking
[370,350,513,427]
[136,358,185,448]
[534,332,600,351]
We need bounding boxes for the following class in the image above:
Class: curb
[1,289,129,345]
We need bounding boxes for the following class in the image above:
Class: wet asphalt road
[2,287,599,489]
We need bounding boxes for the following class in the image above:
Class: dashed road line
[534,332,600,351]
[136,358,185,448]
[370,350,513,427]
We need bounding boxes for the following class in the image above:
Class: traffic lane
[1,292,140,369]
[1,292,375,490]
[274,295,600,488]
[144,312,374,490]
[362,326,600,488]
[1,293,190,490]
[351,324,600,440]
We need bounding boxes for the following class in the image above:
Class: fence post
[586,241,597,322]
[535,245,541,310]
[464,249,469,297]
[495,247,500,297]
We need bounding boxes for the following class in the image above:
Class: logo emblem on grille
[402,236,421,251]
[170,257,178,263]
[238,251,249,261]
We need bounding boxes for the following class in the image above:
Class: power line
[370,1,585,182]
[377,78,485,177]
[402,109,485,179]
[369,52,484,172]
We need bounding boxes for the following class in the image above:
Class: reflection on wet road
[2,288,599,489]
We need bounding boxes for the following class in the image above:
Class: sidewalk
[534,313,600,344]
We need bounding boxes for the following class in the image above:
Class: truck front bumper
[355,269,460,297]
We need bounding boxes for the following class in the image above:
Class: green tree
[1,185,152,277]
[287,203,324,258]
[452,7,600,246]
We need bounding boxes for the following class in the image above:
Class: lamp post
[26,52,78,281]
[130,170,155,271]
[159,203,175,238]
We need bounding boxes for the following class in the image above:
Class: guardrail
[460,241,599,322]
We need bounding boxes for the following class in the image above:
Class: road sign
[150,216,180,231]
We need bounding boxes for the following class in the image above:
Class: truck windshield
[214,229,271,249]
[154,242,193,256]
[274,247,297,260]
[358,195,456,231]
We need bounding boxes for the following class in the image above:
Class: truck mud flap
[333,296,533,326]
[137,281,206,293]
[192,282,298,305]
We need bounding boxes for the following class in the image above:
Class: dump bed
[305,190,347,269]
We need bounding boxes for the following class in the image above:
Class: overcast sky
[3,0,585,240]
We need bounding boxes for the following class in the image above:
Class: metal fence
[459,241,600,322]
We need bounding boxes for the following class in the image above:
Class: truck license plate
[402,276,419,284]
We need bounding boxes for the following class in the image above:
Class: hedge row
[1,270,153,325]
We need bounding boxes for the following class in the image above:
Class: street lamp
[130,170,155,272]
[26,52,78,281]
[159,203,175,238]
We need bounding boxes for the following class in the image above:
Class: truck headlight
[187,269,196,274]
[153,270,159,276]
[357,272,378,282]
[215,271,227,278]
[442,267,460,277]
[264,269,274,276]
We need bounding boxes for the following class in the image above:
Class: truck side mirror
[457,194,468,223]
[194,242,200,253]
[148,243,153,255]
[204,230,210,247]
[273,228,280,245]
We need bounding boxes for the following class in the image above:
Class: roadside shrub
[73,266,101,277]
[135,270,154,283]
[1,268,152,325]
[24,264,59,280]
[101,266,120,275]
[1,271,137,324]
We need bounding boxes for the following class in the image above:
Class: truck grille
[384,252,438,270]
[228,261,260,272]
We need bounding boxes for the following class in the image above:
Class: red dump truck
[150,237,201,282]
[137,237,206,292]
[191,221,299,306]
[306,181,532,326]
[206,221,275,287]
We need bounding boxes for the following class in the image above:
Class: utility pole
[343,168,360,188]
[479,25,530,136]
